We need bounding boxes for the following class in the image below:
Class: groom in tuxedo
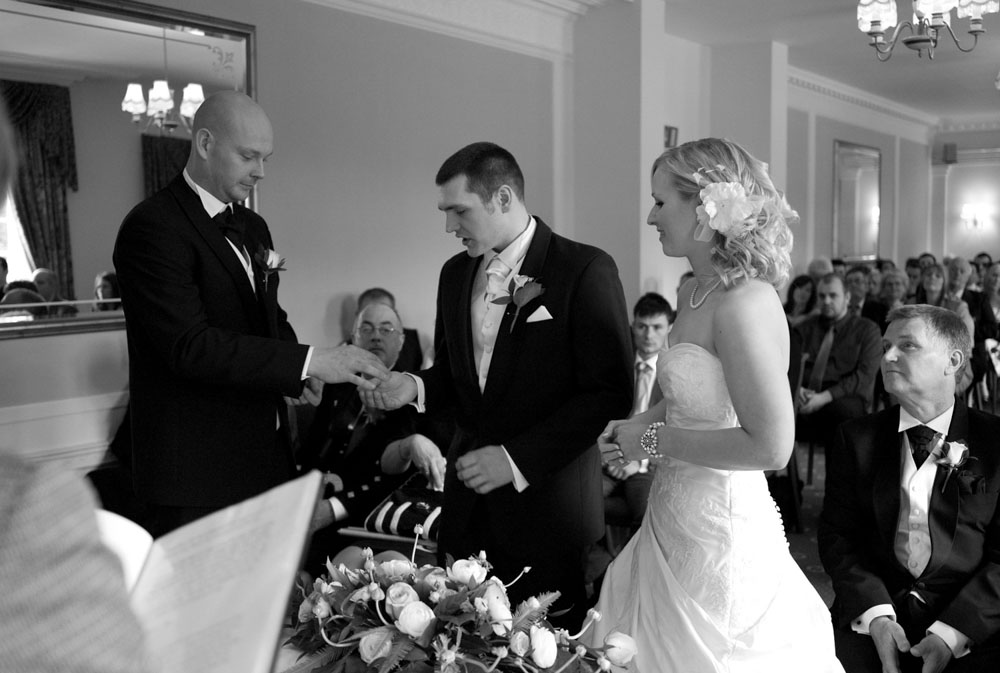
[365,142,632,625]
[819,304,1000,673]
[114,91,388,536]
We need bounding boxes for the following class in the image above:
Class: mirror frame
[832,140,881,263]
[0,0,256,340]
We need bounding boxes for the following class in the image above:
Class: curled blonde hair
[652,138,796,289]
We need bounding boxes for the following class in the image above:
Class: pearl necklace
[689,278,722,309]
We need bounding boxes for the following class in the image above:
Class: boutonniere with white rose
[254,245,286,291]
[935,439,970,492]
[491,275,545,333]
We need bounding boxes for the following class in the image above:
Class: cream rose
[311,597,331,620]
[385,582,420,620]
[379,559,415,583]
[530,625,557,668]
[482,579,512,635]
[603,631,637,666]
[447,559,487,587]
[358,630,393,664]
[509,631,530,657]
[395,601,436,640]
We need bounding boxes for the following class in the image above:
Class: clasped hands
[597,417,650,469]
[870,616,953,673]
[797,387,832,415]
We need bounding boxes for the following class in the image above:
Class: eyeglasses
[356,325,398,338]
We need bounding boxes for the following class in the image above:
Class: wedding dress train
[589,343,843,672]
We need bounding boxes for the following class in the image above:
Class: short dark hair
[358,287,395,310]
[3,279,38,295]
[633,292,674,323]
[435,142,525,204]
[918,252,937,266]
[846,264,871,279]
[817,272,844,292]
[887,304,972,363]
[904,257,921,271]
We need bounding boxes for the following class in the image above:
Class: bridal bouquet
[288,529,635,673]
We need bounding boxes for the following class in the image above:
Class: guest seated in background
[300,302,447,574]
[31,267,78,317]
[352,287,427,371]
[912,263,974,395]
[819,305,1000,673]
[905,257,923,302]
[0,255,7,289]
[945,256,997,388]
[918,252,938,269]
[846,264,889,333]
[602,292,673,528]
[793,273,882,458]
[809,256,835,284]
[784,273,817,327]
[93,271,121,311]
[984,262,1000,322]
[973,252,993,288]
[879,268,910,314]
[0,287,45,321]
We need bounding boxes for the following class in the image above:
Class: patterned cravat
[484,256,510,303]
[906,425,936,468]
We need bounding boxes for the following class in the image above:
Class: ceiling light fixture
[120,28,204,133]
[857,0,998,60]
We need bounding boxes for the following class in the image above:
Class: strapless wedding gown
[589,343,843,672]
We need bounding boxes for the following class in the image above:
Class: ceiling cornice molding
[788,66,939,128]
[301,0,615,61]
[937,119,1000,133]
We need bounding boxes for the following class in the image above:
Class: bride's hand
[598,418,648,466]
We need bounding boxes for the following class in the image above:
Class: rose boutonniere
[935,439,970,492]
[254,245,285,291]
[492,274,545,333]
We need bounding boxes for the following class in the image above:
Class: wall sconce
[961,203,991,229]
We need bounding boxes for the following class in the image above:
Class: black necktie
[906,425,936,468]
[214,207,244,249]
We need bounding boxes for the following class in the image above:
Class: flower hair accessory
[691,167,766,242]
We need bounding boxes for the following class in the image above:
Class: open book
[98,471,322,673]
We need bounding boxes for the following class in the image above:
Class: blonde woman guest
[878,267,910,313]
[912,263,974,339]
[589,138,843,673]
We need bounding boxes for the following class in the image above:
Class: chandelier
[120,28,205,133]
[857,0,999,60]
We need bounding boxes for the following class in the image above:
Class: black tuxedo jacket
[420,218,633,559]
[113,174,309,508]
[819,401,1000,645]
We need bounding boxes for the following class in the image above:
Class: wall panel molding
[0,392,127,473]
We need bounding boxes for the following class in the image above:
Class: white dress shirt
[852,404,970,657]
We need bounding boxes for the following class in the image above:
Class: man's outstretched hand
[359,371,418,410]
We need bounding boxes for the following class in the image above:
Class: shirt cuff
[928,621,971,658]
[638,458,650,474]
[301,346,314,380]
[852,605,896,635]
[501,445,529,492]
[406,373,426,413]
[327,496,348,522]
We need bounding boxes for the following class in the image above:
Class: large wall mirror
[0,0,254,339]
[833,140,881,261]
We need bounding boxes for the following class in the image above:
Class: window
[0,194,34,287]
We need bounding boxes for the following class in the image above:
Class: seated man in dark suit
[946,256,998,387]
[794,273,882,454]
[300,301,446,572]
[819,304,1000,672]
[354,287,426,372]
[846,264,889,333]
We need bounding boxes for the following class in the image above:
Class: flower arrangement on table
[288,527,635,673]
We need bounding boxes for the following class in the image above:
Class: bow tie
[214,207,245,249]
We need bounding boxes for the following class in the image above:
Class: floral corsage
[254,245,286,290]
[935,439,970,492]
[691,166,765,242]
[491,275,545,333]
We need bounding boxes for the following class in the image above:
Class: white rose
[530,625,558,668]
[448,559,487,587]
[509,631,530,657]
[482,579,512,635]
[603,631,637,666]
[297,597,315,622]
[421,568,450,593]
[312,597,331,620]
[385,582,420,620]
[358,630,393,664]
[379,559,415,583]
[265,249,282,268]
[395,601,436,640]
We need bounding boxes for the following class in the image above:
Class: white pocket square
[526,306,553,323]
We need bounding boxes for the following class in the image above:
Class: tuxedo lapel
[482,219,552,403]
[872,408,904,554]
[924,402,970,577]
[243,225,278,337]
[169,178,260,321]
[455,254,481,394]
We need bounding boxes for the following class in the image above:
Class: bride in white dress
[589,138,843,672]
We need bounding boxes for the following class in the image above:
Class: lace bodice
[657,342,738,431]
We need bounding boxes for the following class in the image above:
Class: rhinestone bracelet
[640,421,665,459]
